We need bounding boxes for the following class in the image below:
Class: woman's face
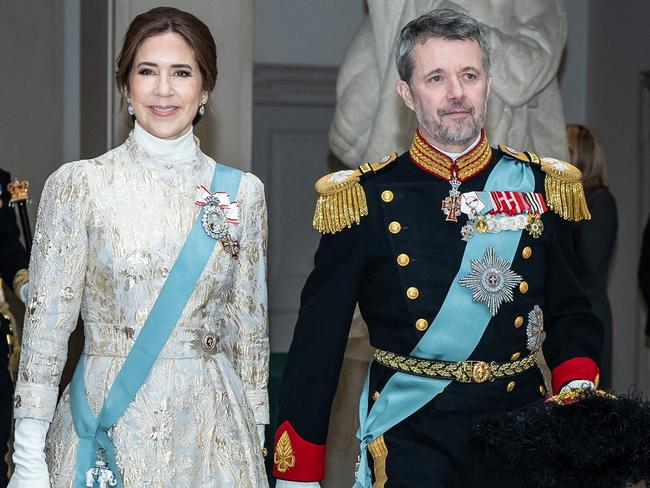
[128,32,207,140]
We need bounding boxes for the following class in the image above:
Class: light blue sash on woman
[353,157,534,487]
[69,163,242,488]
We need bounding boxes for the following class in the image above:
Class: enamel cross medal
[441,169,461,222]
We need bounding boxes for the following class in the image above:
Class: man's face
[396,36,491,152]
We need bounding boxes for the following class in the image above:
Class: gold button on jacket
[397,254,410,266]
[388,221,401,234]
[519,281,529,294]
[381,190,394,202]
[514,316,524,328]
[415,319,429,331]
[522,246,532,259]
[406,287,419,299]
[506,381,516,392]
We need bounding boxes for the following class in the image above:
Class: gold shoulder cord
[498,145,591,222]
[312,152,397,234]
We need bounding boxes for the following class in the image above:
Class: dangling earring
[198,98,207,117]
[126,97,135,116]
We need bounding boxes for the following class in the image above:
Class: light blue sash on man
[353,157,534,487]
[69,163,242,488]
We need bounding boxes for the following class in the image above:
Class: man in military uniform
[274,9,602,488]
[0,170,29,301]
[1,168,29,486]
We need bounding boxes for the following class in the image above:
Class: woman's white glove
[18,282,29,303]
[8,418,51,488]
[275,481,321,488]
[257,424,266,450]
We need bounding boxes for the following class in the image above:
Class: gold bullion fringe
[0,283,20,383]
[549,387,615,405]
[312,182,368,234]
[544,176,591,221]
[368,435,389,488]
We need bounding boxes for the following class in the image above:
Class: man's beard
[414,97,486,148]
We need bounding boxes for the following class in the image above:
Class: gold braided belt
[374,349,537,384]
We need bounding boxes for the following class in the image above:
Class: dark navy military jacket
[274,144,603,481]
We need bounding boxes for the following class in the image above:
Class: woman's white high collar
[133,121,197,162]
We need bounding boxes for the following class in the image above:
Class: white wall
[253,0,366,66]
[0,0,65,221]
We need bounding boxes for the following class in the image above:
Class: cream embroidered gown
[13,128,270,487]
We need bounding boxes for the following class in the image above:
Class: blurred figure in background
[638,217,650,349]
[567,124,618,388]
[0,170,29,304]
[0,168,30,488]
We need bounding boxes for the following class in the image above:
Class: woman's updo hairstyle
[115,7,217,123]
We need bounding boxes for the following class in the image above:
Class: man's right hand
[8,418,50,488]
[275,481,321,488]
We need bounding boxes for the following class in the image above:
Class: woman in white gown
[10,7,269,488]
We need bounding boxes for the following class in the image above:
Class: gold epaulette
[499,145,591,222]
[539,157,591,221]
[312,152,397,234]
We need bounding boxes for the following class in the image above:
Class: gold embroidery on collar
[409,130,492,181]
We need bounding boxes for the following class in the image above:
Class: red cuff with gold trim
[273,420,326,481]
[551,357,600,395]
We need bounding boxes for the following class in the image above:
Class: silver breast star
[459,246,523,316]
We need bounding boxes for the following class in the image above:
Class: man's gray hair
[395,8,492,84]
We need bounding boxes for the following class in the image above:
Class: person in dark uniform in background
[0,168,29,488]
[274,9,602,488]
[0,170,29,302]
[566,124,617,389]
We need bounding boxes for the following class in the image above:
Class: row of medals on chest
[440,168,543,242]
